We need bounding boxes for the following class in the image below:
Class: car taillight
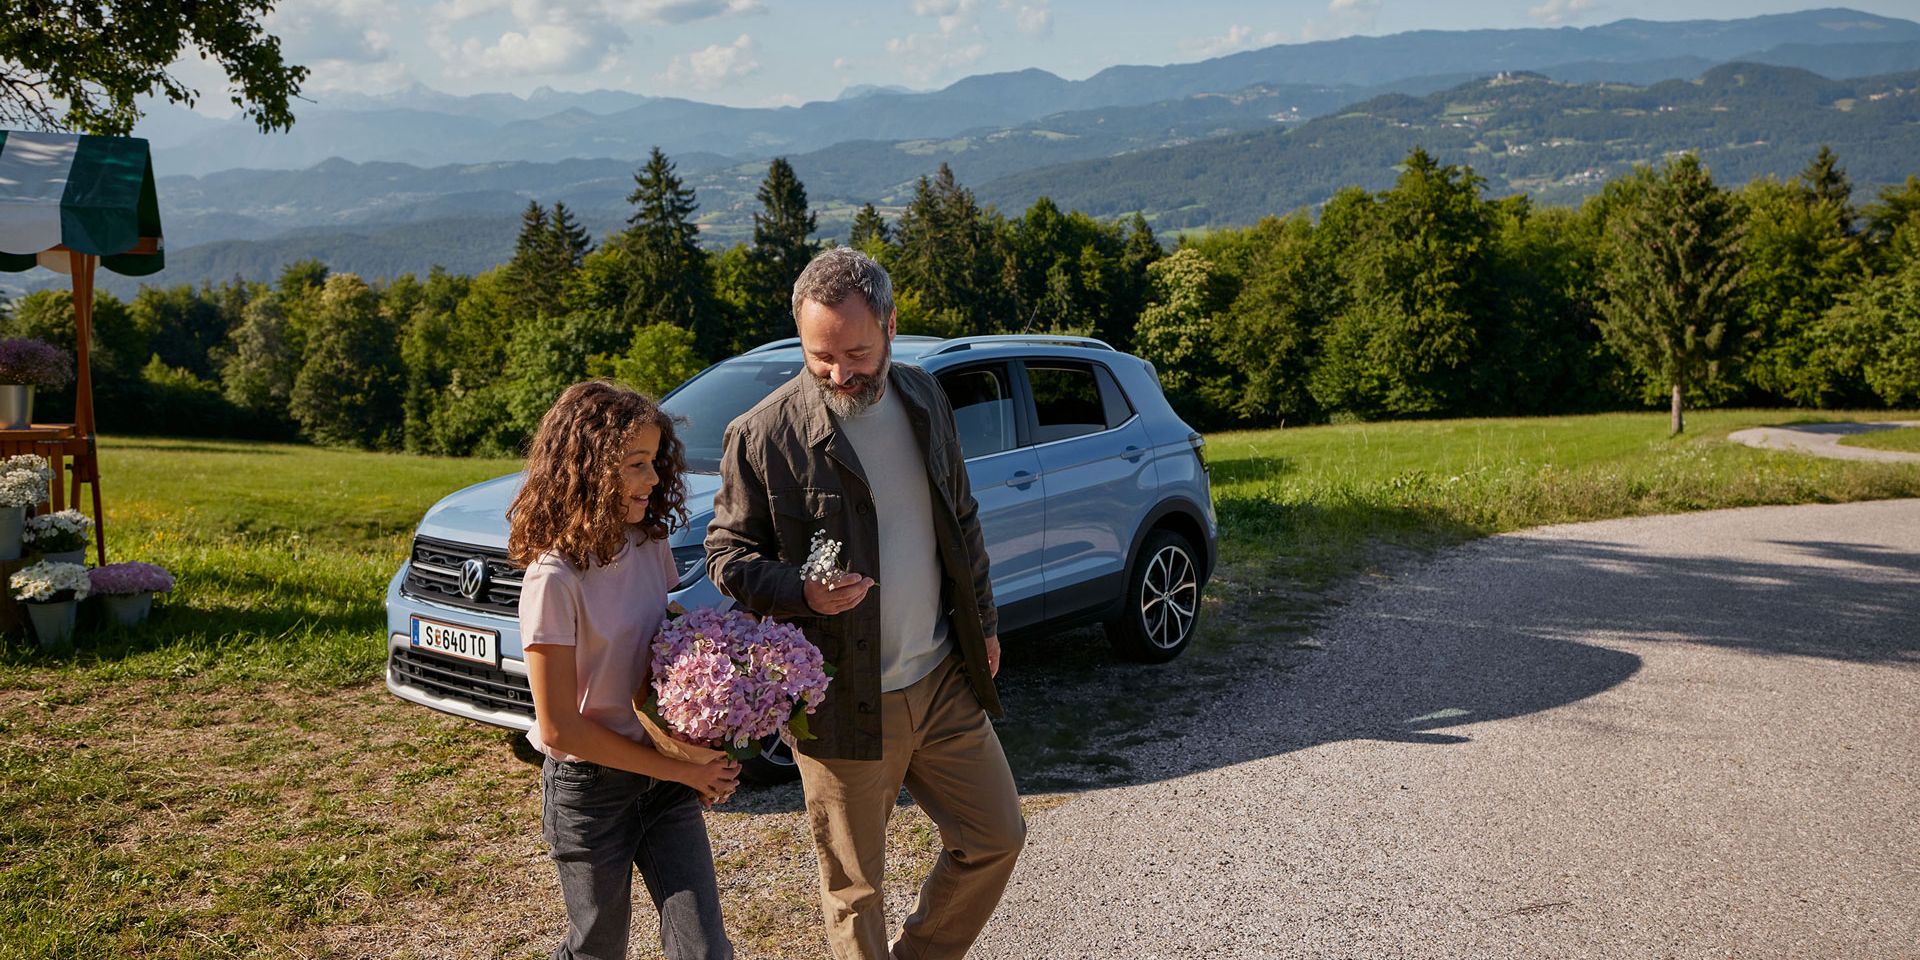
[1187,432,1208,472]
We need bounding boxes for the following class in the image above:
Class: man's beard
[812,344,891,418]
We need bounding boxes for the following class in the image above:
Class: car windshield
[662,359,805,473]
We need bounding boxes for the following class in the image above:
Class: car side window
[1094,364,1134,429]
[1027,363,1108,444]
[937,366,1017,459]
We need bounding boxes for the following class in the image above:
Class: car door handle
[1122,445,1145,463]
[1005,470,1038,490]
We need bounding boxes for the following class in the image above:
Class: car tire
[741,733,800,785]
[1105,528,1202,663]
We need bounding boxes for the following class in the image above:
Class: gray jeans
[541,757,734,960]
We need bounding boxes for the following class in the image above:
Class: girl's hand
[680,756,740,805]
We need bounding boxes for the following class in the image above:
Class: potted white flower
[11,559,89,648]
[24,509,93,565]
[0,454,50,560]
[88,561,174,627]
[0,337,75,429]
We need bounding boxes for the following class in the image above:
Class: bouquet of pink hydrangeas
[639,606,832,760]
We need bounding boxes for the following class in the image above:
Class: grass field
[1837,424,1920,453]
[4,409,1918,959]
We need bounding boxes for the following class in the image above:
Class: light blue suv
[383,335,1217,773]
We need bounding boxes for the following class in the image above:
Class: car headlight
[671,543,706,588]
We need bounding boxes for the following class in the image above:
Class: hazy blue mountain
[977,63,1920,228]
[140,8,1919,175]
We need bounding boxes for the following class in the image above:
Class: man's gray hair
[791,246,894,326]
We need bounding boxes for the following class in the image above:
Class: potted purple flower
[0,337,74,429]
[88,561,174,627]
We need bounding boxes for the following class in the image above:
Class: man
[704,246,1024,960]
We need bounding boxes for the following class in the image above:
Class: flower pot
[99,591,153,628]
[26,598,77,649]
[0,505,23,561]
[33,549,85,566]
[0,384,32,430]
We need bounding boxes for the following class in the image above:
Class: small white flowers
[0,454,50,509]
[799,530,845,585]
[11,560,90,602]
[24,509,93,552]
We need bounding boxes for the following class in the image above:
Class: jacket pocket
[771,486,846,565]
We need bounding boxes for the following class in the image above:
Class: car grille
[401,535,523,614]
[390,647,534,716]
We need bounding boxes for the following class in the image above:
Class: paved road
[975,500,1920,960]
[1729,421,1920,462]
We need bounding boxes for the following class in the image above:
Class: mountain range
[22,7,1920,296]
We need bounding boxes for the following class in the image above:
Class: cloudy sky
[173,0,1920,110]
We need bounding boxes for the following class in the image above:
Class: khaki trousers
[793,655,1025,960]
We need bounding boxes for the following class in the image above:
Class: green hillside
[978,63,1920,228]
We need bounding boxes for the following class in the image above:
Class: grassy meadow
[4,409,1919,959]
[1837,424,1920,453]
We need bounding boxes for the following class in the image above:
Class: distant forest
[5,142,1919,454]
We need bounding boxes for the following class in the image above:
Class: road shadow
[989,520,1919,793]
[1760,420,1913,436]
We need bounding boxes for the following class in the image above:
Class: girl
[508,380,738,960]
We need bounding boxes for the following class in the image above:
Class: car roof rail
[925,334,1116,356]
[744,337,803,354]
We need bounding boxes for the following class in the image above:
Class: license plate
[410,616,498,666]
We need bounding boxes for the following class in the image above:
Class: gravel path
[975,500,1920,960]
[1728,421,1920,462]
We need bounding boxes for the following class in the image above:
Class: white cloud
[1003,0,1052,38]
[886,32,987,83]
[1182,24,1288,58]
[661,33,761,90]
[604,0,765,23]
[1302,0,1381,41]
[460,21,611,76]
[1528,0,1601,25]
[269,0,401,63]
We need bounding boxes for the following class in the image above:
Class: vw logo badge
[459,558,490,600]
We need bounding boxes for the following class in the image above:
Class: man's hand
[804,571,874,616]
[985,633,1000,677]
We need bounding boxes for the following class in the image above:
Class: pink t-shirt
[519,531,678,761]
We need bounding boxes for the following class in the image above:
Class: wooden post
[67,251,97,436]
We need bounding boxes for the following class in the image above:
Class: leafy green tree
[1,0,307,135]
[739,158,819,350]
[591,323,706,400]
[1476,200,1620,414]
[1737,170,1865,406]
[1310,149,1495,419]
[220,295,298,423]
[1594,155,1750,435]
[622,148,718,355]
[289,274,404,448]
[1864,176,1920,271]
[1813,249,1920,407]
[130,284,234,381]
[503,202,594,320]
[1194,214,1332,424]
[1132,248,1241,426]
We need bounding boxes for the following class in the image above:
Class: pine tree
[622,148,718,356]
[741,158,819,348]
[549,202,593,268]
[849,203,890,250]
[1595,154,1750,435]
[891,164,1012,336]
[504,201,563,317]
[1798,145,1855,237]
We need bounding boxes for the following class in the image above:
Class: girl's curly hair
[507,380,688,571]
